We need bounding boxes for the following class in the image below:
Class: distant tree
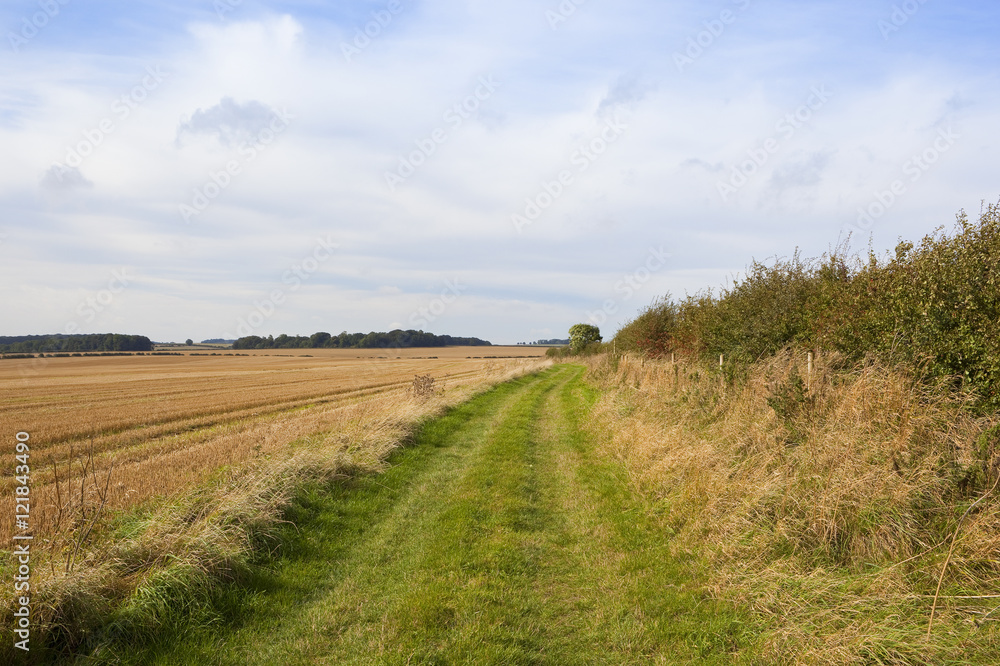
[185,339,194,346]
[0,334,151,353]
[568,324,602,353]
[310,331,332,348]
[231,329,492,351]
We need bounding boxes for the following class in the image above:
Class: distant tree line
[517,339,569,346]
[0,334,153,354]
[232,330,492,350]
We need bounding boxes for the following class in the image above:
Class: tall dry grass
[0,357,549,658]
[587,352,1000,664]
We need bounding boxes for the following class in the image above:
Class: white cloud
[177,96,282,147]
[40,164,93,190]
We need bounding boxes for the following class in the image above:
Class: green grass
[76,365,759,665]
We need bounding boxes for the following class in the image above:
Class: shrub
[411,374,436,400]
[614,203,1000,409]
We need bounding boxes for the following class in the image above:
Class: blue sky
[2,0,999,344]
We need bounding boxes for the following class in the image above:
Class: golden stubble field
[0,347,549,543]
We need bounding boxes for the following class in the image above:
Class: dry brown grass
[585,351,1000,664]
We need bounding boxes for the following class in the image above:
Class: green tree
[568,324,602,353]
[310,331,332,348]
[185,339,193,346]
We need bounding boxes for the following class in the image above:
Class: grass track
[87,365,756,665]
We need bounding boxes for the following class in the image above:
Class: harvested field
[0,347,548,543]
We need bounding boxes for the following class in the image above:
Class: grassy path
[97,365,754,664]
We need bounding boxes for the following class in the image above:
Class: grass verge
[586,351,1000,664]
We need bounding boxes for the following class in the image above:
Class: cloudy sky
[2,0,998,344]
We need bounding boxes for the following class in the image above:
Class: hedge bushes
[615,203,1000,409]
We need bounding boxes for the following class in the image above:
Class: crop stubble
[0,347,548,542]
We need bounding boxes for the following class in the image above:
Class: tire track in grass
[97,368,562,665]
[93,365,756,665]
[528,367,754,664]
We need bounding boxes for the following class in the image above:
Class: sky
[1,0,999,345]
